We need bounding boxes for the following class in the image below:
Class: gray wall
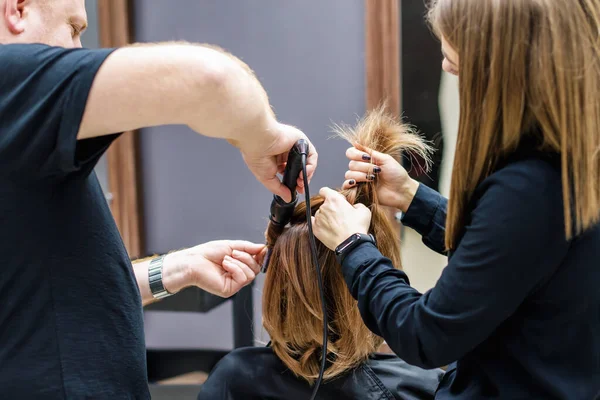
[82,0,100,48]
[135,0,366,350]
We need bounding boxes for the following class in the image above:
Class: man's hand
[163,240,265,298]
[234,121,318,202]
[312,187,372,251]
[79,43,317,202]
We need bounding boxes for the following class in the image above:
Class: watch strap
[148,255,172,299]
[335,233,376,265]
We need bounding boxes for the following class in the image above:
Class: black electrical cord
[302,153,328,400]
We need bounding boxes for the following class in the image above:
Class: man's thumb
[264,176,292,202]
[230,241,266,255]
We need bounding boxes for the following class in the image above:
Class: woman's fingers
[342,179,357,189]
[348,160,381,174]
[343,151,385,189]
[344,170,376,183]
[346,147,371,162]
[345,147,388,164]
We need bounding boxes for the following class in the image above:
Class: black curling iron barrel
[262,139,309,272]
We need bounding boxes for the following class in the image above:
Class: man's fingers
[255,247,268,266]
[297,173,305,194]
[231,250,261,275]
[229,241,266,256]
[303,164,316,180]
[263,177,292,202]
[306,145,318,179]
[277,162,287,175]
[222,259,247,285]
[224,255,255,282]
[294,154,316,195]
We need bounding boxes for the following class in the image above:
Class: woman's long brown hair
[428,0,600,250]
[262,106,430,383]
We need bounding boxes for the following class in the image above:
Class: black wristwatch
[335,233,377,265]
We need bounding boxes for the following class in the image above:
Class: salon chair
[144,285,255,399]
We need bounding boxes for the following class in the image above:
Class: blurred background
[84,0,459,398]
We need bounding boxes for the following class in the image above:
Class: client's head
[262,106,430,383]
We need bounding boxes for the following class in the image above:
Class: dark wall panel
[401,1,444,191]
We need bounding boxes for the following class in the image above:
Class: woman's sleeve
[400,183,448,255]
[341,160,569,368]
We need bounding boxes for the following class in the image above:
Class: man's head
[0,0,87,47]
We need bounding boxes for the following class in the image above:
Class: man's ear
[4,0,26,35]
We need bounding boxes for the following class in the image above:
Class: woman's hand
[342,146,419,213]
[164,240,266,298]
[312,187,372,251]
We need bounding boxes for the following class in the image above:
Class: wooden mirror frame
[365,0,402,226]
[97,0,144,259]
[365,0,401,115]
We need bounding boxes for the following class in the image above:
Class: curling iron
[261,139,309,272]
[260,138,328,400]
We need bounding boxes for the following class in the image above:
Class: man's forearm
[132,252,190,307]
[78,42,276,148]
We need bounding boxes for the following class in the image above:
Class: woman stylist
[313,0,600,399]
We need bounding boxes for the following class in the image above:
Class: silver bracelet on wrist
[148,255,173,300]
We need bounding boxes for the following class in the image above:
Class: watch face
[336,233,360,254]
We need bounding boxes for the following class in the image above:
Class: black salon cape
[340,144,600,399]
[197,346,444,399]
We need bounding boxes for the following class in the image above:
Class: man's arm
[132,253,187,307]
[78,42,317,199]
[132,240,265,306]
[79,43,274,148]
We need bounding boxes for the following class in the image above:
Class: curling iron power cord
[301,153,328,400]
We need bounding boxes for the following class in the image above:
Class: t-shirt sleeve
[0,43,120,181]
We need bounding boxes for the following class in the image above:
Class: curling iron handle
[281,139,306,202]
[280,139,309,203]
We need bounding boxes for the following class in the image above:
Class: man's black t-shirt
[0,44,148,399]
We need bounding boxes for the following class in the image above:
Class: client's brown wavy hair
[262,106,431,383]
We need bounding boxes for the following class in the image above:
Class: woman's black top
[340,148,600,399]
[197,346,444,399]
